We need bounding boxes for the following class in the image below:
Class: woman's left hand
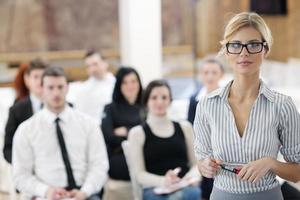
[238,157,275,183]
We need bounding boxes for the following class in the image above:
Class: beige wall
[0,0,48,52]
[1,0,300,62]
[196,0,300,61]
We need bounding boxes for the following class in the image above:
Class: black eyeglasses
[226,42,266,54]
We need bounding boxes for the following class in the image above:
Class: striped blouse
[193,80,300,193]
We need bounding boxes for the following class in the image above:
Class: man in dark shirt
[3,59,48,163]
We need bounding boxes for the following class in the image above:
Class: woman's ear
[263,45,269,57]
[263,49,268,58]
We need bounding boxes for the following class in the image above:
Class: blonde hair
[219,12,273,56]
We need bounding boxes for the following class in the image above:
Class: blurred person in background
[13,66,108,200]
[128,80,201,200]
[13,63,30,103]
[68,50,115,124]
[3,58,48,163]
[188,58,224,124]
[101,67,145,200]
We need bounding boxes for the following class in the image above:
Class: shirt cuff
[80,184,94,197]
[34,183,49,198]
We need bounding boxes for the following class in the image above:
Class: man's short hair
[84,49,102,59]
[26,58,48,75]
[42,66,68,85]
[198,57,224,73]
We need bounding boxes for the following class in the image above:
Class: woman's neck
[146,113,174,137]
[125,96,137,105]
[230,74,260,100]
[147,113,169,124]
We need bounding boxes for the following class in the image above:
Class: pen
[220,164,241,174]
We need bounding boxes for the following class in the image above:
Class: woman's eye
[248,43,260,48]
[150,96,157,100]
[231,43,241,48]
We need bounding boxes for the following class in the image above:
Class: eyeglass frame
[225,41,267,54]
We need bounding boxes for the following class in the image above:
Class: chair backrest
[121,140,142,200]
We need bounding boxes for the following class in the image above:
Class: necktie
[55,117,77,190]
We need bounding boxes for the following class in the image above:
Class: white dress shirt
[67,73,115,123]
[30,94,42,113]
[12,105,109,199]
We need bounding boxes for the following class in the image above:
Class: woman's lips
[237,61,252,66]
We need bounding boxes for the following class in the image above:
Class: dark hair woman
[128,80,201,200]
[101,66,145,200]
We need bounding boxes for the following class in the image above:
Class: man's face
[84,54,108,78]
[24,69,44,97]
[199,62,223,89]
[42,76,68,112]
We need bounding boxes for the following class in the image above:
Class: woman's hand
[164,167,181,187]
[197,157,221,178]
[238,157,275,183]
[114,126,128,136]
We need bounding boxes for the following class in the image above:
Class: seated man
[12,66,108,200]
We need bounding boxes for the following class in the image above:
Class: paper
[153,177,200,195]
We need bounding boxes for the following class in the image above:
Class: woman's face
[147,86,171,117]
[225,26,266,76]
[121,72,140,102]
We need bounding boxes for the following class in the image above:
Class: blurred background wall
[0,0,299,61]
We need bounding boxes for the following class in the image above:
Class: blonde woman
[194,12,300,200]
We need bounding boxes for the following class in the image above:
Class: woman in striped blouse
[194,12,300,200]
